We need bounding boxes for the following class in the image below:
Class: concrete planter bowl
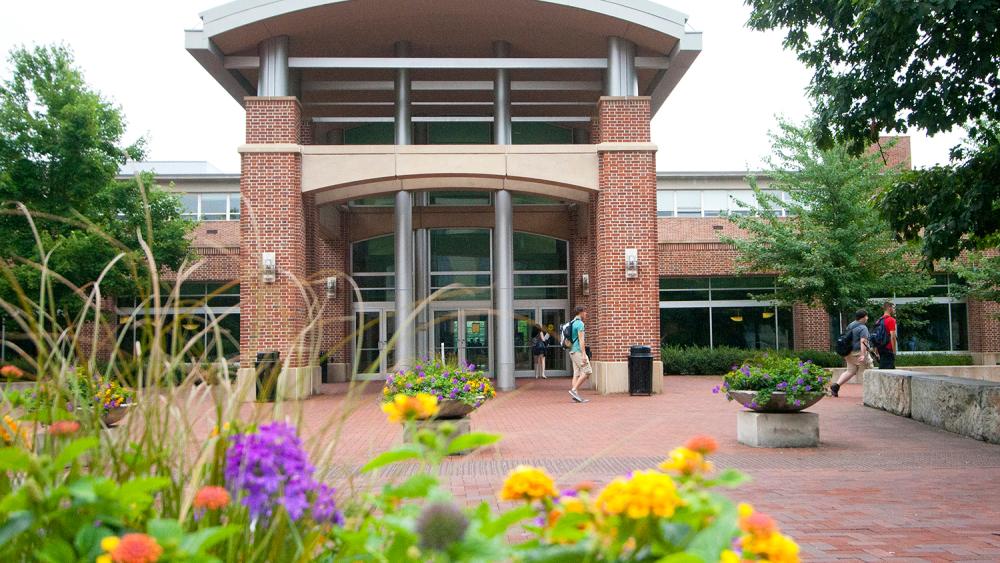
[427,398,480,420]
[101,404,133,427]
[728,391,824,413]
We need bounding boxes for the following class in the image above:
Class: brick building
[138,0,999,396]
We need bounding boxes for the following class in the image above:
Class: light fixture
[261,252,277,283]
[762,311,774,319]
[325,276,338,298]
[730,315,744,322]
[624,248,639,279]
[581,273,590,296]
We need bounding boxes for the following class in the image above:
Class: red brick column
[968,300,1000,355]
[240,97,311,370]
[593,97,659,364]
[793,303,831,351]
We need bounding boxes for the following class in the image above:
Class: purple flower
[730,365,739,371]
[796,378,805,386]
[749,401,759,409]
[793,399,802,407]
[741,365,751,377]
[804,385,812,391]
[776,381,788,390]
[225,422,341,525]
[406,383,413,389]
[449,389,458,399]
[463,384,471,392]
[712,385,721,394]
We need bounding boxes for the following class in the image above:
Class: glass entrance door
[354,306,395,378]
[432,307,491,372]
[514,305,569,377]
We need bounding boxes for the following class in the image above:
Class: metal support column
[493,40,515,391]
[605,36,637,97]
[394,40,415,368]
[257,36,290,96]
[414,195,429,358]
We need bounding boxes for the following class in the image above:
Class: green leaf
[179,525,240,554]
[713,468,750,488]
[33,537,76,563]
[68,478,98,503]
[0,511,33,546]
[657,553,704,563]
[446,432,501,455]
[685,496,739,562]
[0,447,31,472]
[481,504,537,537]
[386,473,438,499]
[360,445,422,473]
[118,476,171,499]
[74,525,113,560]
[53,436,99,468]
[147,518,184,546]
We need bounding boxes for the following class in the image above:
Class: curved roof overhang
[186,0,701,117]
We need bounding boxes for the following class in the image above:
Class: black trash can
[255,351,281,402]
[628,345,653,396]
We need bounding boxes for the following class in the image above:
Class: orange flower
[110,533,163,563]
[684,435,718,455]
[193,485,231,510]
[0,365,25,379]
[499,465,558,502]
[573,480,598,493]
[48,420,81,437]
[741,511,778,537]
[659,446,714,476]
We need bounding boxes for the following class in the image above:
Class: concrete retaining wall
[831,364,1000,385]
[863,369,1000,444]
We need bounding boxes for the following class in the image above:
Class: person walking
[567,305,592,403]
[530,323,550,379]
[831,309,872,397]
[875,301,898,369]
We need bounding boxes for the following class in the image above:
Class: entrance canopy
[186,0,701,119]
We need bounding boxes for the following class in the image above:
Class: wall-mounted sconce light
[581,273,590,296]
[325,276,338,297]
[261,252,277,284]
[624,248,639,279]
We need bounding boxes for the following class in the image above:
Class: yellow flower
[210,422,231,438]
[0,416,30,448]
[738,502,754,519]
[595,470,682,519]
[499,465,558,502]
[381,393,439,423]
[720,549,741,563]
[659,446,714,476]
[101,536,121,552]
[96,556,111,563]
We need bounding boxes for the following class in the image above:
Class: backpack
[870,317,890,349]
[835,329,854,357]
[560,320,577,350]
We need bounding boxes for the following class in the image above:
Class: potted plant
[10,367,135,428]
[382,360,495,419]
[715,354,828,412]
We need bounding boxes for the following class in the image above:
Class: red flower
[48,420,80,437]
[193,485,230,510]
[684,435,719,455]
[111,533,163,563]
[0,365,25,379]
[740,512,778,537]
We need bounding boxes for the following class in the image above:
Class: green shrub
[661,346,976,374]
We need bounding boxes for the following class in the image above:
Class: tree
[721,120,932,317]
[744,0,1000,292]
[0,45,192,313]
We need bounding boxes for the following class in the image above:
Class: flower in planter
[382,360,495,408]
[382,392,439,422]
[500,465,558,502]
[719,355,828,408]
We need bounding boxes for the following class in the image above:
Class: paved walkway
[255,376,1000,562]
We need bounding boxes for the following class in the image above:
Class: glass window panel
[428,122,491,144]
[702,191,729,217]
[358,289,394,302]
[434,288,492,301]
[663,290,710,302]
[950,303,968,351]
[514,273,568,286]
[511,122,573,144]
[712,276,775,289]
[352,235,395,273]
[427,191,491,206]
[660,308,710,347]
[661,277,710,290]
[180,194,198,218]
[229,193,241,219]
[513,233,567,271]
[514,287,569,300]
[344,123,395,145]
[762,190,784,215]
[900,303,951,351]
[349,196,395,207]
[512,194,560,205]
[675,191,701,217]
[656,191,674,217]
[777,307,793,349]
[431,274,492,288]
[355,275,394,289]
[711,289,765,301]
[728,190,753,215]
[201,194,227,221]
[430,229,490,272]
[711,306,777,350]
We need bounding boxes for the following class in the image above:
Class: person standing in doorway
[831,309,872,397]
[568,305,592,403]
[876,301,898,369]
[530,323,550,379]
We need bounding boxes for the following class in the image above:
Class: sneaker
[569,389,583,403]
[830,383,840,397]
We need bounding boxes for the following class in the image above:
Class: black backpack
[870,317,890,349]
[835,329,854,357]
[560,320,576,350]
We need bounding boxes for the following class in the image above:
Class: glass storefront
[659,277,793,350]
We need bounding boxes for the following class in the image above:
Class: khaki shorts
[570,351,593,377]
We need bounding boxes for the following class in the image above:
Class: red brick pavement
[228,376,1000,562]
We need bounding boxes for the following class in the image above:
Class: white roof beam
[225,56,670,70]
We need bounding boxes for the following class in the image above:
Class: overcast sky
[0,0,966,173]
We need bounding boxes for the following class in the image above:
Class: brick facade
[239,97,312,368]
[592,97,659,361]
[792,303,831,351]
[968,299,1000,354]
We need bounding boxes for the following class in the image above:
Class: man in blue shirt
[568,305,592,403]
